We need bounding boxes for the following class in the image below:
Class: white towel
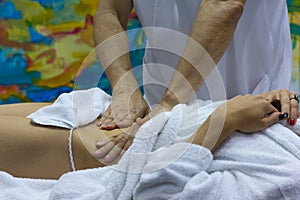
[27,88,111,129]
[1,88,300,200]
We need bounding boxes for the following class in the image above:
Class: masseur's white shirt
[133,0,292,107]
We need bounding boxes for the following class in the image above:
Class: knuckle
[119,135,129,143]
[221,1,244,20]
[280,89,288,94]
[291,101,299,108]
[261,121,269,129]
[281,99,290,105]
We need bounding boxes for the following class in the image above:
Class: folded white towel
[1,88,299,200]
[27,88,111,129]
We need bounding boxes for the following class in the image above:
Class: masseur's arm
[160,0,246,110]
[94,0,149,129]
[94,0,247,160]
[135,0,247,135]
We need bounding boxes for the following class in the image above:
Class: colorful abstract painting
[0,0,145,104]
[0,0,299,104]
[288,0,300,93]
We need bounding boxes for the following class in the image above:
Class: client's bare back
[0,103,120,179]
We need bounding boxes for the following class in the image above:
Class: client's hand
[262,89,299,125]
[94,105,169,162]
[94,124,139,162]
[225,94,281,133]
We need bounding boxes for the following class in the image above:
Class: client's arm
[133,96,300,200]
[190,94,280,151]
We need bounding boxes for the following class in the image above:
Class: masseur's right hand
[97,85,149,130]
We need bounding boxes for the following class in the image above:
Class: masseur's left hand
[94,105,170,162]
[262,89,299,125]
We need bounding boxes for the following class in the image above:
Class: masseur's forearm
[161,0,246,108]
[94,0,139,90]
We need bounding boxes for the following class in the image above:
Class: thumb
[136,115,150,126]
[262,111,280,128]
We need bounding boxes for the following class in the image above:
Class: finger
[104,134,129,162]
[97,116,107,127]
[97,113,112,127]
[104,145,123,162]
[131,105,150,120]
[110,110,136,129]
[279,90,290,115]
[264,93,276,103]
[289,97,299,126]
[270,99,281,112]
[115,112,135,128]
[100,118,117,130]
[264,101,278,115]
[95,139,110,149]
[261,111,280,128]
[136,115,150,126]
[117,117,135,128]
[115,106,148,128]
[121,138,134,155]
[94,142,115,159]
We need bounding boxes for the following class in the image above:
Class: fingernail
[96,141,105,147]
[94,150,105,158]
[121,150,126,155]
[279,112,288,120]
[104,155,113,162]
[100,124,112,128]
[100,124,108,129]
[289,118,296,126]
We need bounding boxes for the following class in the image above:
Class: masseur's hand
[225,94,281,133]
[262,90,299,125]
[94,104,170,162]
[97,86,149,130]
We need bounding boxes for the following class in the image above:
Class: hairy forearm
[93,5,138,90]
[161,0,245,108]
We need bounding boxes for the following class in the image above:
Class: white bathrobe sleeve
[133,126,300,200]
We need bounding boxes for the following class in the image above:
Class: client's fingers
[271,99,282,112]
[264,99,278,116]
[104,134,130,162]
[279,90,291,116]
[94,142,115,158]
[265,93,277,104]
[262,111,280,128]
[95,139,110,149]
[289,96,299,126]
[121,138,134,155]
